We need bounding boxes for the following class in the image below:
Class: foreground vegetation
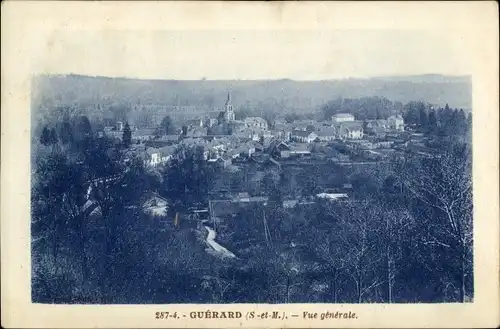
[32,103,472,303]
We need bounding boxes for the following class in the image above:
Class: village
[95,92,436,225]
[31,79,473,304]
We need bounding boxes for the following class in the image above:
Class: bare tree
[338,200,387,303]
[396,143,473,301]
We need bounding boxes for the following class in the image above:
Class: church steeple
[225,91,232,107]
[224,90,234,121]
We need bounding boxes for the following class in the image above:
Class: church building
[222,91,235,122]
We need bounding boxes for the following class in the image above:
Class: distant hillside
[32,74,472,114]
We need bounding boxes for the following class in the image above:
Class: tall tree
[122,122,132,148]
[162,146,214,210]
[49,128,58,145]
[466,112,472,136]
[58,118,74,145]
[419,107,428,131]
[458,109,467,135]
[428,109,438,134]
[157,115,174,137]
[40,126,51,146]
[75,115,92,138]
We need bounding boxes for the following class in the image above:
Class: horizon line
[35,72,472,82]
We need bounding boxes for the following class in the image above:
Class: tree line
[322,97,471,137]
[403,102,471,137]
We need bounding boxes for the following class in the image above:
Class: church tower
[224,91,235,122]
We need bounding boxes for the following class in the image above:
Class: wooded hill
[33,74,472,114]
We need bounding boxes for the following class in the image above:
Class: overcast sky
[37,30,472,80]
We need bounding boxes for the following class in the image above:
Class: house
[291,130,318,143]
[332,113,355,123]
[356,140,376,149]
[145,135,180,148]
[316,192,348,201]
[236,142,256,158]
[244,117,268,130]
[366,119,388,130]
[143,194,169,216]
[233,192,250,202]
[158,135,180,143]
[209,141,227,154]
[230,120,248,133]
[273,123,293,141]
[282,200,298,208]
[204,112,221,127]
[186,127,208,138]
[281,143,311,158]
[248,196,269,203]
[271,141,291,157]
[387,115,405,131]
[337,122,364,140]
[316,126,337,142]
[289,143,311,156]
[331,154,351,162]
[292,120,318,132]
[365,119,388,136]
[158,145,177,164]
[144,147,162,166]
[116,121,124,131]
[185,118,204,129]
[208,156,232,168]
[133,128,157,142]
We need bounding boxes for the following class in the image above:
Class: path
[204,226,237,259]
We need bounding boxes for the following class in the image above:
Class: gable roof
[276,141,292,150]
[292,130,316,137]
[366,119,388,128]
[244,117,268,125]
[340,121,363,131]
[291,143,310,152]
[317,127,337,136]
[333,113,355,118]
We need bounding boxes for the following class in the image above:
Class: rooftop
[339,121,363,131]
[333,113,355,118]
[292,130,316,137]
[317,127,337,136]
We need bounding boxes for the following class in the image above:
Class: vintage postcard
[1,1,499,328]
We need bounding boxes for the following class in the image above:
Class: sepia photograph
[2,1,499,328]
